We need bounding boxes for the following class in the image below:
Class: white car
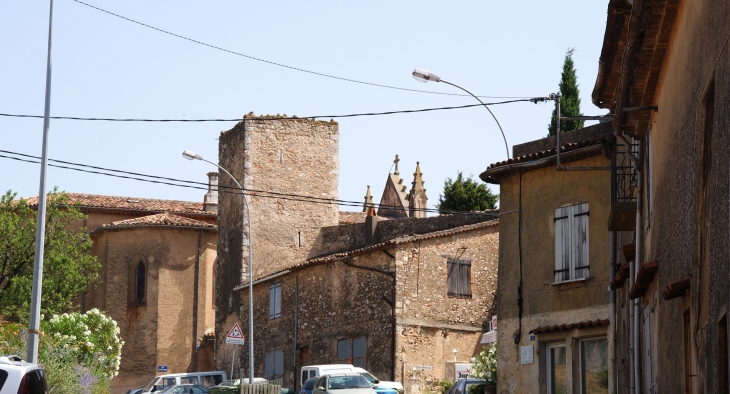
[0,355,48,394]
[353,368,403,394]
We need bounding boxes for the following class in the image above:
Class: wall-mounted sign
[413,365,433,370]
[158,365,168,372]
[530,334,536,341]
[480,331,497,344]
[520,346,534,364]
[454,363,473,380]
[491,315,497,330]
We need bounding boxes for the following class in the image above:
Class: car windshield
[359,373,376,384]
[328,376,371,390]
[303,378,319,390]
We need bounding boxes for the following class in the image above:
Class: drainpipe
[632,140,643,394]
[193,230,202,371]
[609,231,616,394]
[294,276,299,391]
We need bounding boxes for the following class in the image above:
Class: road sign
[520,346,534,364]
[158,365,168,372]
[226,323,245,345]
[413,365,433,370]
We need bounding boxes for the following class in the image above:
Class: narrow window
[554,203,590,282]
[134,262,146,303]
[720,314,728,394]
[265,348,284,380]
[337,336,367,368]
[269,282,282,319]
[547,344,567,394]
[580,338,608,394]
[447,258,472,298]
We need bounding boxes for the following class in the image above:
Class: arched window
[134,262,146,303]
[128,254,148,306]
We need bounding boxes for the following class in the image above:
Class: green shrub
[434,378,454,394]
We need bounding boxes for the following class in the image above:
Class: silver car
[312,374,376,394]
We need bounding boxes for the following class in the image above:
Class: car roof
[303,365,354,369]
[322,373,363,377]
[0,356,43,371]
[156,372,225,378]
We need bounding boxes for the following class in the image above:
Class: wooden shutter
[458,259,472,297]
[554,206,571,282]
[265,350,274,378]
[447,258,458,296]
[571,203,590,279]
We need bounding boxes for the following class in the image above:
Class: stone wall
[312,212,496,259]
[216,115,340,377]
[92,227,217,394]
[392,224,499,384]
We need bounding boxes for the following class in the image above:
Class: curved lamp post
[183,150,254,384]
[412,68,510,159]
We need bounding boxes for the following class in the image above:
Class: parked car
[0,355,48,394]
[218,378,268,386]
[299,377,320,394]
[353,368,403,394]
[158,384,209,394]
[300,365,355,386]
[126,389,144,394]
[312,374,376,394]
[444,379,487,394]
[142,372,227,393]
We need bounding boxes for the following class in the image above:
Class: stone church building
[214,114,499,389]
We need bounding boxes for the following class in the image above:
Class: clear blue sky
[0,1,608,211]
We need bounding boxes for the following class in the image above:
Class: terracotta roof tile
[629,262,659,299]
[24,193,211,216]
[485,138,611,171]
[529,319,609,335]
[91,213,216,235]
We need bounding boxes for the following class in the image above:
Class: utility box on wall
[444,362,475,381]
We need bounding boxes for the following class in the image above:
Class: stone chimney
[365,206,378,244]
[203,172,219,213]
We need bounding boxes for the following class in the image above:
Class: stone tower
[215,114,339,356]
[407,162,428,218]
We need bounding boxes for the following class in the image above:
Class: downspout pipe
[609,231,616,394]
[629,142,644,392]
[194,230,202,371]
[613,0,648,137]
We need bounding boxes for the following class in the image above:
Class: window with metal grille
[554,203,590,282]
[269,282,281,319]
[447,258,472,298]
[337,336,367,368]
[265,348,284,380]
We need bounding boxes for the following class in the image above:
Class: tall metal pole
[197,158,254,384]
[27,0,55,364]
[440,80,510,159]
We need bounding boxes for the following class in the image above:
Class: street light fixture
[182,150,255,384]
[412,68,510,159]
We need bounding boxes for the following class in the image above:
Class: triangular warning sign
[227,323,244,339]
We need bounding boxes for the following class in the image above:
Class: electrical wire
[71,0,534,100]
[0,98,540,123]
[0,150,486,216]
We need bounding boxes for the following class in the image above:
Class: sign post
[227,324,245,380]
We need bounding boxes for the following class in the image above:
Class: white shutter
[275,284,281,318]
[571,203,589,279]
[265,350,274,378]
[554,206,571,282]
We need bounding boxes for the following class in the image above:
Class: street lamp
[182,150,255,384]
[412,68,510,159]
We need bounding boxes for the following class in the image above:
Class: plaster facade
[481,126,612,394]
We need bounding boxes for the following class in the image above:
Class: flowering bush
[469,343,497,385]
[44,309,124,380]
[0,309,123,393]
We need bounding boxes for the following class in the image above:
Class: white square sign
[520,346,534,364]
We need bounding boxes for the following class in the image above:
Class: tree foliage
[469,344,497,385]
[548,48,584,136]
[0,190,100,322]
[437,172,498,213]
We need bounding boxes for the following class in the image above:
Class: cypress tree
[548,48,584,136]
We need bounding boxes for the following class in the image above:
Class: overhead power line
[72,0,533,100]
[0,99,540,123]
[0,150,486,216]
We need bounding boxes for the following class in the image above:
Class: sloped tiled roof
[24,193,211,217]
[486,138,611,171]
[529,319,609,335]
[246,219,499,283]
[91,212,216,235]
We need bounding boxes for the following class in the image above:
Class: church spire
[363,185,374,212]
[407,161,428,218]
